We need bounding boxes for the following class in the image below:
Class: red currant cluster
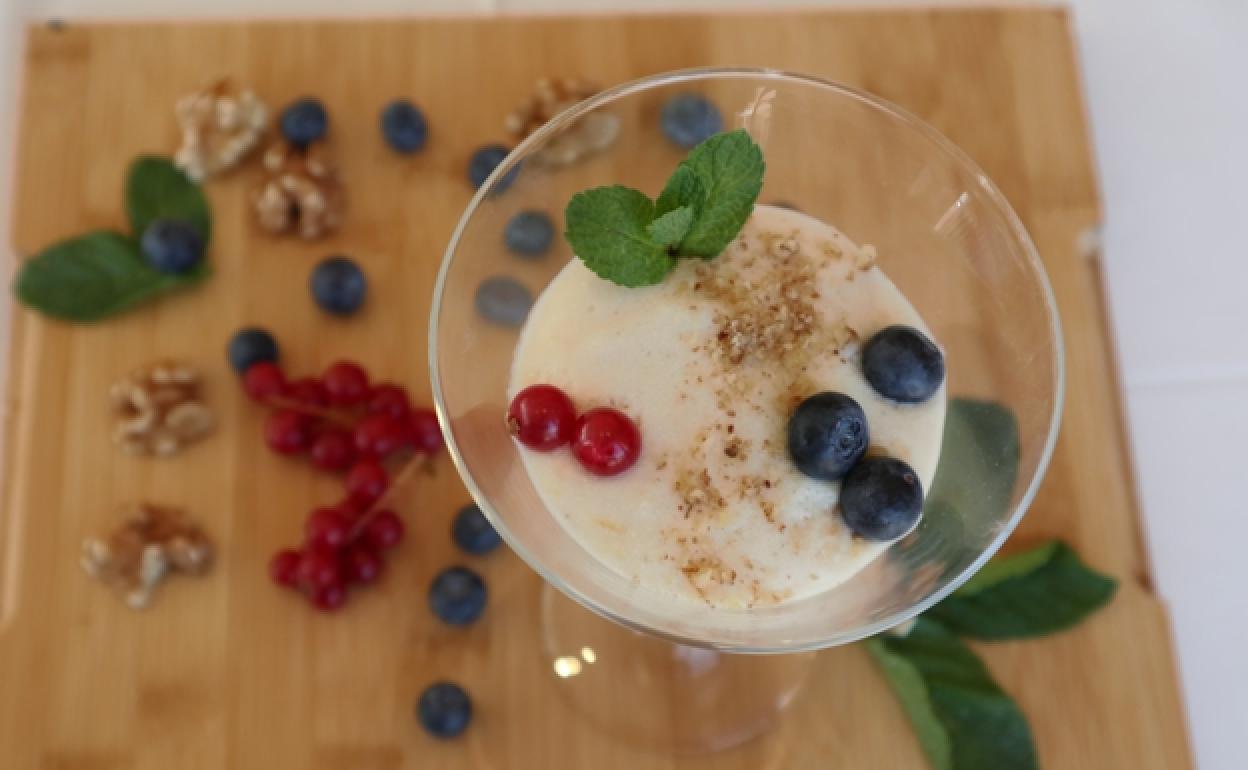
[506,384,640,476]
[239,359,444,611]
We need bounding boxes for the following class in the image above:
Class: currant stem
[265,396,356,427]
[348,451,426,540]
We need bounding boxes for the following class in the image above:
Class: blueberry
[310,256,367,316]
[839,457,924,541]
[417,681,472,739]
[227,327,279,374]
[787,392,869,481]
[452,503,502,556]
[504,210,554,258]
[467,144,519,192]
[660,93,723,149]
[279,97,328,147]
[380,99,428,154]
[474,276,531,327]
[429,566,487,625]
[862,325,945,404]
[140,219,204,275]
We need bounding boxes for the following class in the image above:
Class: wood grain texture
[0,9,1193,769]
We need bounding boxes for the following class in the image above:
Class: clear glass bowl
[430,68,1062,653]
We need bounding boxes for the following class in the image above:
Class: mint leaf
[126,156,212,243]
[866,619,1038,770]
[655,163,706,217]
[672,129,764,257]
[646,206,694,248]
[926,541,1117,640]
[564,186,673,287]
[14,231,209,322]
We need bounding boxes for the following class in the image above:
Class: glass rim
[428,66,1066,652]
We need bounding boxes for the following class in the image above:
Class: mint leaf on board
[564,185,673,287]
[866,618,1038,770]
[671,129,764,257]
[646,205,695,248]
[14,231,209,322]
[126,156,212,243]
[925,541,1117,640]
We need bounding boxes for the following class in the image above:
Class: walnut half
[252,140,345,239]
[110,361,215,457]
[81,503,214,609]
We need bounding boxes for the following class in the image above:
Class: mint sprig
[564,129,764,287]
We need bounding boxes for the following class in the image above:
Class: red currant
[305,507,352,550]
[507,384,575,450]
[310,429,356,471]
[343,544,384,585]
[354,414,407,459]
[264,409,314,454]
[333,495,368,521]
[323,361,370,407]
[367,384,411,419]
[295,547,343,593]
[268,549,301,587]
[289,377,330,408]
[310,582,348,611]
[345,458,389,505]
[572,407,641,476]
[364,510,405,550]
[243,361,287,403]
[407,408,444,454]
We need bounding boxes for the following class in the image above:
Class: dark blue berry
[787,392,869,481]
[417,681,472,739]
[140,219,203,275]
[504,210,554,258]
[279,98,328,147]
[862,325,945,404]
[474,276,531,327]
[227,327,279,374]
[429,566,487,625]
[380,99,428,154]
[839,457,924,541]
[467,144,519,192]
[452,503,502,556]
[660,93,723,149]
[310,256,367,316]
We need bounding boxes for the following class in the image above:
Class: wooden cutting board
[0,9,1194,769]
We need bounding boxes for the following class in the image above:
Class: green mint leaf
[646,205,695,248]
[655,163,706,217]
[866,618,1038,770]
[14,231,209,322]
[564,185,674,287]
[126,156,212,243]
[671,129,764,258]
[926,541,1117,640]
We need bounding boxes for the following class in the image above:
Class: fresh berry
[571,407,640,476]
[380,99,428,154]
[264,409,314,454]
[839,457,924,541]
[660,93,723,148]
[269,549,302,587]
[310,256,368,316]
[343,544,384,585]
[140,218,204,274]
[407,408,444,454]
[305,506,352,550]
[346,458,389,505]
[363,510,405,550]
[334,495,368,521]
[428,566,487,625]
[504,210,554,258]
[354,414,407,459]
[288,377,331,408]
[323,361,370,406]
[451,503,502,556]
[279,97,328,147]
[474,276,532,327]
[310,429,356,471]
[311,582,348,611]
[243,361,287,402]
[296,547,343,592]
[507,384,575,451]
[786,392,869,481]
[467,143,518,191]
[861,326,945,404]
[367,384,411,419]
[227,327,279,374]
[417,682,473,739]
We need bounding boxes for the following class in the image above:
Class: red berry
[407,408,444,454]
[343,544,384,585]
[289,377,330,408]
[334,495,368,521]
[507,384,575,450]
[367,384,411,419]
[345,458,388,505]
[363,510,404,550]
[310,428,356,471]
[305,507,352,550]
[354,414,407,459]
[572,407,641,476]
[264,409,314,454]
[269,549,301,587]
[296,547,343,592]
[243,361,287,402]
[323,361,370,407]
[311,582,348,611]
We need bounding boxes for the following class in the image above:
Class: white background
[2,0,1246,767]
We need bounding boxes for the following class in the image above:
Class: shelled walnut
[81,503,214,609]
[110,361,214,456]
[504,76,619,167]
[173,78,268,182]
[252,140,345,239]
